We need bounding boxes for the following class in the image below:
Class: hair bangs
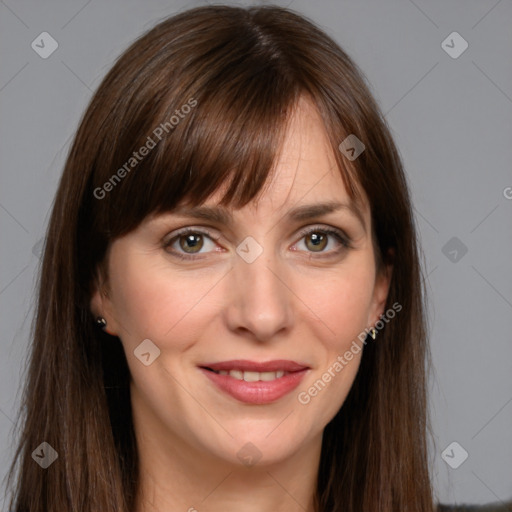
[90,15,304,240]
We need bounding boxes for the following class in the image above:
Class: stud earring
[370,327,377,340]
[95,317,107,329]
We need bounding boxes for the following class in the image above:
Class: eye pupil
[306,232,327,251]
[180,233,203,253]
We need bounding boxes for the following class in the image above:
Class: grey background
[1,0,511,508]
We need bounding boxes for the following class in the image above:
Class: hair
[6,4,434,512]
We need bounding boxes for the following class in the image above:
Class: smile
[199,360,310,404]
[209,369,287,381]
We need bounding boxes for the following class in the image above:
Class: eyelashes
[295,225,351,254]
[162,225,352,261]
[163,227,220,260]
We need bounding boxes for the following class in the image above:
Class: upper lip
[200,360,309,372]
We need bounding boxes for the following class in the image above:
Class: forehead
[185,97,369,224]
[260,98,345,203]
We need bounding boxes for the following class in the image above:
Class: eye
[162,225,351,261]
[293,225,351,256]
[163,227,221,260]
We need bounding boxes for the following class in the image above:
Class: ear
[90,270,119,337]
[367,261,393,328]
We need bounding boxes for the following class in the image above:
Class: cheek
[107,251,219,349]
[301,261,376,347]
[295,266,373,423]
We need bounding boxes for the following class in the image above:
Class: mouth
[198,360,310,404]
[206,368,289,381]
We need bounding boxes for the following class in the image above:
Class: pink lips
[199,359,309,405]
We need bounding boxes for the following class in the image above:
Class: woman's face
[92,98,391,468]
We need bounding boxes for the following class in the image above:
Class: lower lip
[200,368,308,404]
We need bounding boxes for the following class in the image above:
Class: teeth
[243,371,260,382]
[230,370,244,380]
[212,369,289,381]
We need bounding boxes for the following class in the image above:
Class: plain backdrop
[1,0,511,508]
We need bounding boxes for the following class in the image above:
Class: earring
[95,316,107,329]
[370,327,377,340]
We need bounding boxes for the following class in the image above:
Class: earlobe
[90,281,119,336]
[370,262,393,328]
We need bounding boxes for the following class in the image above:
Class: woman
[7,5,435,511]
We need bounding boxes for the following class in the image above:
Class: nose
[223,249,294,343]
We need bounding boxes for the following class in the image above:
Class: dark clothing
[437,503,512,512]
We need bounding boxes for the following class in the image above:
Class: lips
[199,359,310,404]
[202,359,308,373]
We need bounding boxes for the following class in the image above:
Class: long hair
[6,5,434,511]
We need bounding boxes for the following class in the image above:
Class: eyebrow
[172,200,366,231]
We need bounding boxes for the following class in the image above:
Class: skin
[91,97,392,512]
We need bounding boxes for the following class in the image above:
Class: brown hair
[6,5,434,511]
